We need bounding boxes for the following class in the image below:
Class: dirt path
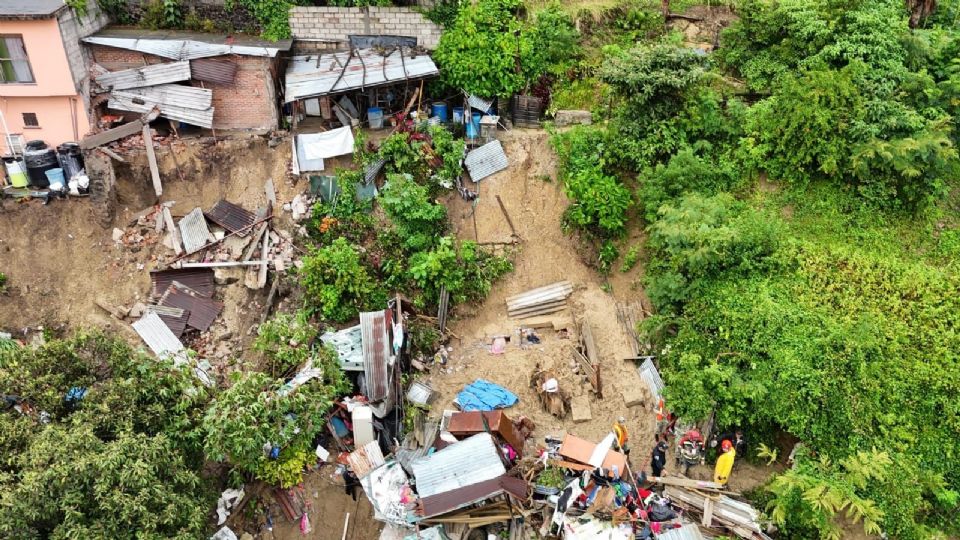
[425,129,659,463]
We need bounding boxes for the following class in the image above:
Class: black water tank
[23,142,57,188]
[57,142,84,179]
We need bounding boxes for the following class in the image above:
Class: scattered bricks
[571,395,592,423]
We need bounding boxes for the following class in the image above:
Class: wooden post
[142,124,162,198]
[702,497,715,527]
[495,194,518,238]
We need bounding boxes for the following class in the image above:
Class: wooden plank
[703,497,715,527]
[162,207,183,255]
[265,178,277,207]
[257,229,270,288]
[142,124,162,197]
[97,147,126,162]
[177,261,266,268]
[80,109,160,149]
[652,476,727,491]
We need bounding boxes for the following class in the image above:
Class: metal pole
[0,103,19,158]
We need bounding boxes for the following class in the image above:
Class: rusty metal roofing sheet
[145,304,190,337]
[108,84,214,128]
[348,440,386,479]
[285,48,439,103]
[178,207,212,254]
[464,140,508,182]
[411,433,505,498]
[190,57,238,85]
[150,268,215,298]
[205,199,257,236]
[447,411,523,457]
[159,281,223,332]
[82,30,290,59]
[131,312,187,363]
[360,309,392,402]
[419,475,527,518]
[95,61,191,92]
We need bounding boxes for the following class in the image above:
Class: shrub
[254,311,318,377]
[408,237,513,307]
[379,174,448,252]
[639,147,740,223]
[299,238,385,322]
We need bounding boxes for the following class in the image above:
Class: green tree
[255,311,319,377]
[379,173,448,252]
[299,237,385,322]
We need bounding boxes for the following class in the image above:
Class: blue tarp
[455,379,518,411]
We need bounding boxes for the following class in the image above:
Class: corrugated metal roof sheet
[190,57,238,85]
[145,304,190,337]
[178,207,212,254]
[320,324,364,371]
[348,440,386,478]
[467,94,494,113]
[83,34,289,60]
[411,433,505,498]
[364,156,386,184]
[656,524,706,540]
[285,48,439,103]
[360,310,392,402]
[419,475,527,518]
[109,84,214,128]
[205,199,256,236]
[150,268,214,298]
[159,281,223,332]
[406,381,433,407]
[638,357,664,402]
[505,281,573,314]
[447,411,523,456]
[107,84,213,128]
[95,61,191,92]
[464,140,508,182]
[132,312,187,364]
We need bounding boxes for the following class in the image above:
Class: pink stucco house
[0,0,107,155]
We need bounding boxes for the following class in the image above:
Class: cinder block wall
[88,45,279,132]
[289,6,442,53]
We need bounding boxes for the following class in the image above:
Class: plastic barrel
[3,157,28,188]
[368,107,384,129]
[452,107,464,124]
[45,168,66,190]
[431,101,448,122]
[57,142,84,179]
[466,112,482,138]
[23,144,57,188]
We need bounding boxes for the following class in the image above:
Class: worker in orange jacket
[613,416,630,455]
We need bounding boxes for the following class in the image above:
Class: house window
[22,113,38,128]
[0,36,35,84]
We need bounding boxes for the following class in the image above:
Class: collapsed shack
[284,38,439,132]
[83,27,291,133]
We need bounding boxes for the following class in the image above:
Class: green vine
[225,0,298,41]
[65,0,88,17]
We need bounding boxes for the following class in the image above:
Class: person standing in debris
[613,416,630,455]
[651,438,668,477]
[655,397,667,437]
[343,469,360,501]
[714,440,736,486]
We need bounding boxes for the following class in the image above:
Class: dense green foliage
[254,311,319,377]
[434,0,579,97]
[225,0,298,40]
[0,333,211,539]
[202,344,349,488]
[300,237,386,323]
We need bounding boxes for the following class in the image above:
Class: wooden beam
[175,261,266,268]
[495,194,518,238]
[80,108,160,149]
[97,147,126,162]
[162,207,182,255]
[142,124,162,197]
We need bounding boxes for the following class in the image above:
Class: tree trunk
[662,0,670,22]
[906,0,937,28]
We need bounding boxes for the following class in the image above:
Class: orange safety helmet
[721,440,733,452]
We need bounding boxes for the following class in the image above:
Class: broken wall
[289,6,442,53]
[84,149,117,228]
[88,45,280,132]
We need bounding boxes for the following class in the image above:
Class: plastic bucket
[431,101,448,122]
[452,107,464,124]
[4,158,28,188]
[368,107,384,129]
[466,112,482,138]
[45,167,65,190]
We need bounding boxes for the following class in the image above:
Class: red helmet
[721,440,733,452]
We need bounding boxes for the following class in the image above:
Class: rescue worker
[655,397,666,436]
[651,437,668,477]
[714,439,736,486]
[613,416,630,455]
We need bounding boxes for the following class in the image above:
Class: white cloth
[300,126,355,160]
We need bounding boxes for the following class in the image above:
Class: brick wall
[289,6,442,53]
[88,45,279,132]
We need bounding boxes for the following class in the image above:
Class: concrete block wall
[88,45,279,132]
[58,0,110,123]
[289,6,442,52]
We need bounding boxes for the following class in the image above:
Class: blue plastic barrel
[367,107,384,129]
[45,167,66,189]
[431,101,448,122]
[452,107,464,124]
[466,112,482,138]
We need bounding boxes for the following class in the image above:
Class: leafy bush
[202,357,349,487]
[639,147,740,223]
[255,311,318,377]
[308,169,375,246]
[550,126,631,238]
[299,238,385,322]
[408,236,513,307]
[0,333,211,538]
[225,0,296,40]
[379,173,448,252]
[524,4,580,81]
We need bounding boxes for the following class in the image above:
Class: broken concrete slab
[571,395,592,423]
[622,383,646,408]
[554,110,593,127]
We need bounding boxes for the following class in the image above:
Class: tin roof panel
[464,140,508,182]
[411,433,505,498]
[95,61,191,92]
[285,48,439,102]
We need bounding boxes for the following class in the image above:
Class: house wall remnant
[289,7,442,53]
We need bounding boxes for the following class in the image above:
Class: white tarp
[300,126,355,160]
